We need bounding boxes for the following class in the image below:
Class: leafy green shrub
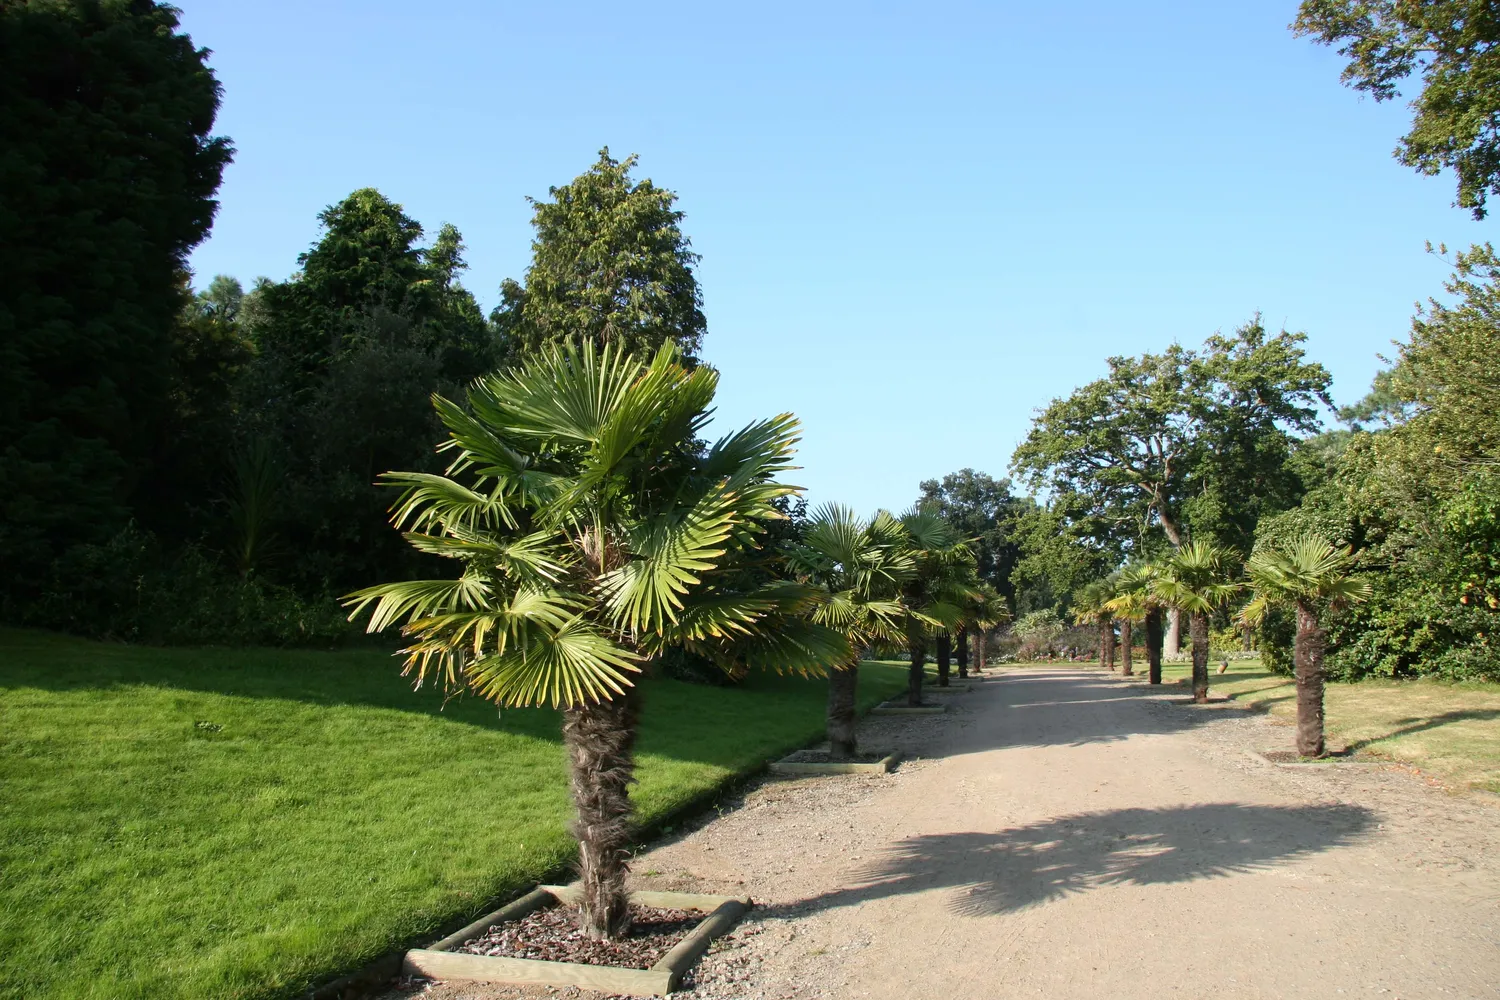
[17,524,356,648]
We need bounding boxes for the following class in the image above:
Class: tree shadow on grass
[766,802,1374,918]
[1344,709,1500,752]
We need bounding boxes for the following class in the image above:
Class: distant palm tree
[896,510,973,705]
[1074,576,1119,671]
[345,342,844,939]
[1242,534,1372,757]
[788,506,914,758]
[1153,543,1241,703]
[1106,562,1162,680]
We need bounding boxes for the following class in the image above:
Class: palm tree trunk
[1102,622,1116,671]
[1120,620,1133,676]
[955,625,969,678]
[827,662,859,759]
[1294,599,1327,758]
[562,688,640,940]
[1098,624,1108,669]
[907,630,927,706]
[1190,611,1209,703]
[976,628,987,671]
[1145,608,1163,684]
[936,633,951,686]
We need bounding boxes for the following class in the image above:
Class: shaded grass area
[0,628,906,1000]
[1046,656,1500,795]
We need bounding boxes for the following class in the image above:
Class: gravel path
[378,668,1500,999]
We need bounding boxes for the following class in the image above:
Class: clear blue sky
[179,0,1494,515]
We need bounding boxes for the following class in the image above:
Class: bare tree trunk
[906,629,927,707]
[936,633,951,687]
[1165,607,1182,657]
[826,663,859,760]
[955,625,969,678]
[1120,620,1134,676]
[1145,607,1163,685]
[1294,600,1327,757]
[562,688,640,940]
[1190,611,1209,704]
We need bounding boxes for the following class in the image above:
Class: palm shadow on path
[765,802,1375,918]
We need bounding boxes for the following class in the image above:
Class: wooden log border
[402,884,751,996]
[870,702,947,715]
[768,750,902,776]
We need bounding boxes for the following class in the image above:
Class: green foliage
[493,150,707,362]
[1294,0,1500,218]
[1011,319,1330,558]
[1012,608,1066,657]
[1153,542,1241,616]
[916,468,1026,604]
[1254,246,1500,680]
[19,524,353,648]
[0,0,232,597]
[347,341,847,708]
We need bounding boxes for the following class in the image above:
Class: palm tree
[897,510,974,705]
[1074,577,1119,670]
[1242,534,1372,757]
[1105,563,1161,680]
[959,585,1009,677]
[345,342,844,939]
[1152,542,1241,703]
[787,506,914,758]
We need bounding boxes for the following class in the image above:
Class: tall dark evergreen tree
[0,0,232,599]
[493,149,707,362]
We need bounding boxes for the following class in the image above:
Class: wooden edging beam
[768,750,902,776]
[871,703,946,716]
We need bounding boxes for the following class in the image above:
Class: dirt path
[386,667,1500,1000]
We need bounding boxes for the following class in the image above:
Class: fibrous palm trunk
[906,629,927,706]
[562,688,640,939]
[826,663,859,760]
[976,628,987,671]
[936,633,951,687]
[1101,622,1116,671]
[1120,620,1134,676]
[1145,608,1163,685]
[955,626,969,678]
[1294,599,1327,758]
[1189,611,1209,704]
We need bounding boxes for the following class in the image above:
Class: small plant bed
[924,683,974,694]
[456,902,698,968]
[402,884,749,996]
[871,701,946,715]
[769,749,901,775]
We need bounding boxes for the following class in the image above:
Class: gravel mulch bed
[454,903,700,970]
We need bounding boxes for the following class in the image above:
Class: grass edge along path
[0,629,906,1000]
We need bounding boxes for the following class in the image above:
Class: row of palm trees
[345,342,995,940]
[1071,538,1372,758]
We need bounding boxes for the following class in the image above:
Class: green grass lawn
[1001,656,1500,795]
[0,629,906,1000]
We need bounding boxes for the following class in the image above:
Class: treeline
[1005,254,1499,681]
[1,2,706,645]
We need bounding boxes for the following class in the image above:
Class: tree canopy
[0,0,232,597]
[1294,0,1500,218]
[493,149,707,362]
[1010,319,1331,558]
